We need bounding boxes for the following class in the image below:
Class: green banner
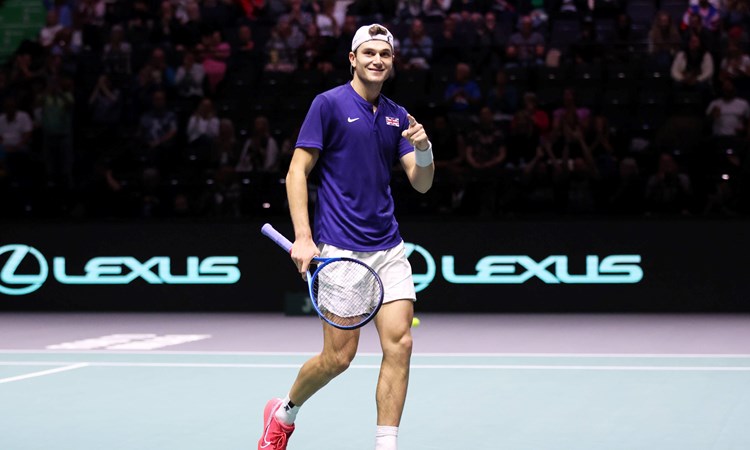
[0,0,46,63]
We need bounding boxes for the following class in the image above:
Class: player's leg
[373,298,414,427]
[258,323,360,450]
[288,322,361,406]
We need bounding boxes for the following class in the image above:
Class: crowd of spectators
[1,0,750,219]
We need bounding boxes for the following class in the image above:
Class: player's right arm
[286,146,321,277]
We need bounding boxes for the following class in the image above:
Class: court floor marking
[1,361,750,371]
[1,349,749,358]
[0,363,89,385]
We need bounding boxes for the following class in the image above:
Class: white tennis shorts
[318,241,417,303]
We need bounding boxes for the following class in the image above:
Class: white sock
[375,426,398,450]
[274,395,300,425]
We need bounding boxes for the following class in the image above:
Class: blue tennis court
[1,313,749,450]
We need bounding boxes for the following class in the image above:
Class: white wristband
[414,141,433,167]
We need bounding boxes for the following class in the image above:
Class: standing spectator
[649,11,682,68]
[506,15,545,67]
[400,18,434,70]
[41,76,75,188]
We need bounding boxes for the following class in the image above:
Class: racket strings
[313,260,382,326]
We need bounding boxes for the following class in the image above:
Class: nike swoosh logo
[347,117,360,123]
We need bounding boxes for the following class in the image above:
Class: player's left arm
[400,114,434,193]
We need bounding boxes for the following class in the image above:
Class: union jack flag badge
[385,116,400,127]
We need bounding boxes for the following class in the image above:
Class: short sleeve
[296,94,328,151]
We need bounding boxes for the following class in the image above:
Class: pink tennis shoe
[258,398,295,450]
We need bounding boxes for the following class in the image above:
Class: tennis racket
[261,223,384,330]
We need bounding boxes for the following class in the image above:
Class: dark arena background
[2,2,750,450]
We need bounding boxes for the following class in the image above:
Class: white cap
[351,24,394,52]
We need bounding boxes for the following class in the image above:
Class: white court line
[1,361,750,371]
[1,349,750,358]
[0,363,89,385]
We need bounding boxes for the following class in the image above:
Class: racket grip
[261,223,294,253]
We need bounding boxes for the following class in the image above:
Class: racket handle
[261,223,293,253]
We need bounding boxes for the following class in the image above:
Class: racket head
[307,257,384,330]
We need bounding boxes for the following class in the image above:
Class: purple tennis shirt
[295,82,414,251]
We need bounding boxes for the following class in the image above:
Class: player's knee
[322,351,355,376]
[384,333,413,359]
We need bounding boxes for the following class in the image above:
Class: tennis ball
[411,317,420,328]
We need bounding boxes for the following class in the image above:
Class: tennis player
[258,24,435,450]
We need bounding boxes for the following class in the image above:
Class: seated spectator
[0,97,34,179]
[444,62,482,113]
[506,15,545,68]
[472,11,506,69]
[212,118,239,169]
[423,0,451,20]
[400,18,434,70]
[173,0,203,50]
[88,74,123,131]
[102,25,132,81]
[281,0,315,37]
[514,92,550,138]
[552,87,591,135]
[719,42,750,97]
[507,109,543,169]
[200,31,230,93]
[230,24,260,71]
[645,152,692,215]
[264,16,305,73]
[236,116,280,173]
[432,15,467,68]
[40,76,75,188]
[681,0,720,33]
[174,50,205,100]
[682,11,717,54]
[314,0,340,39]
[570,19,604,64]
[671,35,714,92]
[608,157,645,215]
[706,80,749,138]
[465,106,508,215]
[142,47,175,91]
[39,9,65,48]
[485,69,519,121]
[396,0,424,22]
[721,0,750,31]
[649,11,682,68]
[299,23,335,73]
[137,90,178,167]
[186,97,220,149]
[151,1,181,48]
